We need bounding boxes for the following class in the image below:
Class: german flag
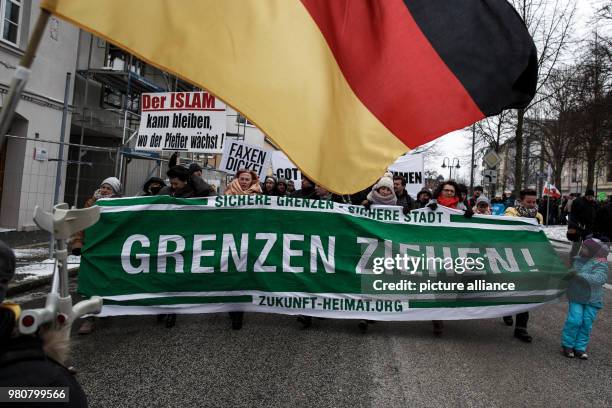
[42,0,537,194]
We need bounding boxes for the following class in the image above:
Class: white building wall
[0,1,79,230]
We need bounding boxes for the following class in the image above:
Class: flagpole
[0,9,51,151]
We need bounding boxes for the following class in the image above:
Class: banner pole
[0,9,51,151]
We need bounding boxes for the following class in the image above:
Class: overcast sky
[424,0,604,182]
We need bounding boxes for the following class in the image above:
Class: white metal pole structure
[20,204,102,335]
[49,72,72,256]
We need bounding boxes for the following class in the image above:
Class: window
[236,113,254,126]
[101,85,140,113]
[0,0,21,46]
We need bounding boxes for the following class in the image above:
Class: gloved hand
[464,208,474,218]
[427,202,438,211]
[71,247,81,256]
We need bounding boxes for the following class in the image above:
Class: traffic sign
[483,150,501,169]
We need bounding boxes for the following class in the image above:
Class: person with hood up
[141,176,166,196]
[0,241,89,407]
[473,196,492,215]
[158,165,211,198]
[276,179,288,197]
[262,175,279,196]
[72,177,122,334]
[415,188,432,209]
[224,169,262,330]
[560,237,609,359]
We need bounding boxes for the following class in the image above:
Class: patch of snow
[13,247,50,259]
[15,256,81,279]
[543,225,569,242]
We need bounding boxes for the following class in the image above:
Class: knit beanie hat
[101,177,122,194]
[476,195,490,206]
[583,237,609,258]
[373,172,394,192]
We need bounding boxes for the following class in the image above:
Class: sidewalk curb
[7,267,79,297]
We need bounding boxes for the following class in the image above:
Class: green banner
[80,195,568,320]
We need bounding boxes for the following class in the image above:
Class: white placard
[136,92,226,153]
[388,153,424,197]
[219,139,271,179]
[271,151,302,184]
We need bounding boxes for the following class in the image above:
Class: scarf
[515,203,538,218]
[93,189,113,200]
[367,190,397,206]
[224,179,263,196]
[437,195,460,209]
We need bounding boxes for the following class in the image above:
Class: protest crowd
[26,151,606,360]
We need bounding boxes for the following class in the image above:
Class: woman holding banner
[224,169,262,330]
[426,181,473,336]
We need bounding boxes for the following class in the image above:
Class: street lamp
[441,157,460,180]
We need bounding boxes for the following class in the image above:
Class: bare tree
[508,0,576,195]
[532,67,579,193]
[572,32,612,190]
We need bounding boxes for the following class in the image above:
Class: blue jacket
[568,257,608,308]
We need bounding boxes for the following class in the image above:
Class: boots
[297,315,312,329]
[432,320,444,336]
[514,328,532,343]
[165,314,176,328]
[229,312,243,330]
[357,320,369,333]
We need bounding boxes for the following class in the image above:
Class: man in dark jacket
[569,189,598,258]
[393,176,414,214]
[415,188,432,209]
[291,176,317,200]
[593,196,612,241]
[159,166,211,198]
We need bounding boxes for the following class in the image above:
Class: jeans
[561,302,599,351]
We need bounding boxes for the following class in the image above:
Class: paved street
[9,244,612,408]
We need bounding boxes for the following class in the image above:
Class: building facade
[0,0,78,230]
